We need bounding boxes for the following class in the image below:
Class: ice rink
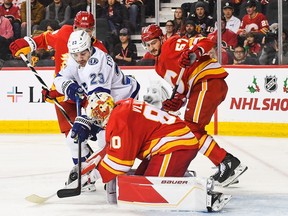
[0,134,288,216]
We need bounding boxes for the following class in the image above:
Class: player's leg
[184,79,247,185]
[141,149,198,177]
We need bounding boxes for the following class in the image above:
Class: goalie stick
[57,95,82,198]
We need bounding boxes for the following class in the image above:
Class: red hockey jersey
[155,35,228,97]
[97,98,199,183]
[238,12,269,35]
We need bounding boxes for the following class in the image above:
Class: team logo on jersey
[264,75,277,93]
[88,58,99,65]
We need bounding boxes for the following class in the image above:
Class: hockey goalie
[67,91,232,212]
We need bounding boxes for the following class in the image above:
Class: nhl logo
[264,75,277,92]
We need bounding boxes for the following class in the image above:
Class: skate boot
[207,191,232,212]
[211,153,248,187]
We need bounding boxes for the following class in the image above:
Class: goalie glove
[9,36,37,57]
[162,93,186,112]
[62,80,85,102]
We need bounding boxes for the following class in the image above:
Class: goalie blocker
[115,175,231,212]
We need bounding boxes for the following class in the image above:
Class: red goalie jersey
[97,98,199,183]
[155,35,228,97]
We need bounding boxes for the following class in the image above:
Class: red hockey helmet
[141,24,163,43]
[74,11,95,29]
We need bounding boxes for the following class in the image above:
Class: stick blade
[25,193,54,204]
[57,187,81,198]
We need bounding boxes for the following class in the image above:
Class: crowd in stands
[1,0,288,66]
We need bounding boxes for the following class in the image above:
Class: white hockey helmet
[86,92,115,128]
[68,30,92,54]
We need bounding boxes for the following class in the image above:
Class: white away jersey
[54,47,140,102]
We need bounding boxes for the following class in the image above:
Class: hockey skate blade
[221,164,248,187]
[212,194,232,212]
[25,193,56,204]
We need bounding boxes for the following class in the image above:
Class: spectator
[237,0,269,45]
[208,46,230,65]
[187,1,214,36]
[163,20,175,42]
[259,29,288,65]
[173,7,185,35]
[243,32,262,58]
[101,0,123,36]
[42,0,71,27]
[208,16,238,50]
[0,0,21,39]
[181,19,202,39]
[20,0,45,37]
[31,19,60,64]
[222,1,241,34]
[233,44,259,65]
[113,28,137,66]
[0,13,14,60]
[66,0,86,18]
[124,0,144,33]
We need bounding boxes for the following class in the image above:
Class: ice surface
[0,134,288,216]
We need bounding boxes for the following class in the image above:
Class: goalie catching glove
[9,36,37,57]
[162,93,186,112]
[71,115,102,143]
[178,46,203,68]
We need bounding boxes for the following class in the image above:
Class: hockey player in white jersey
[54,30,140,190]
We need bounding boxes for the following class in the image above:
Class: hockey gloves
[71,115,102,143]
[9,36,37,57]
[71,115,93,143]
[178,46,202,68]
[162,93,186,112]
[41,88,64,102]
[62,80,85,102]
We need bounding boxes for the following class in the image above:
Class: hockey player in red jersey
[141,24,247,187]
[73,92,199,182]
[69,92,232,211]
[9,11,107,138]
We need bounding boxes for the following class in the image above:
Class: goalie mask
[86,92,115,128]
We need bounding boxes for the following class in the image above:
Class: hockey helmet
[86,92,115,128]
[141,24,163,43]
[68,30,92,54]
[74,11,95,29]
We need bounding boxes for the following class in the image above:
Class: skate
[207,191,232,212]
[211,153,248,187]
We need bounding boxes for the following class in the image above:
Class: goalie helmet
[86,92,115,128]
[68,30,92,54]
[74,11,95,29]
[141,24,163,43]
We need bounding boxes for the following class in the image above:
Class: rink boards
[0,65,287,137]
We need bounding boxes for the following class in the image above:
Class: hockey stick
[170,67,185,99]
[57,95,82,198]
[19,53,94,154]
[170,53,197,99]
[19,53,73,127]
